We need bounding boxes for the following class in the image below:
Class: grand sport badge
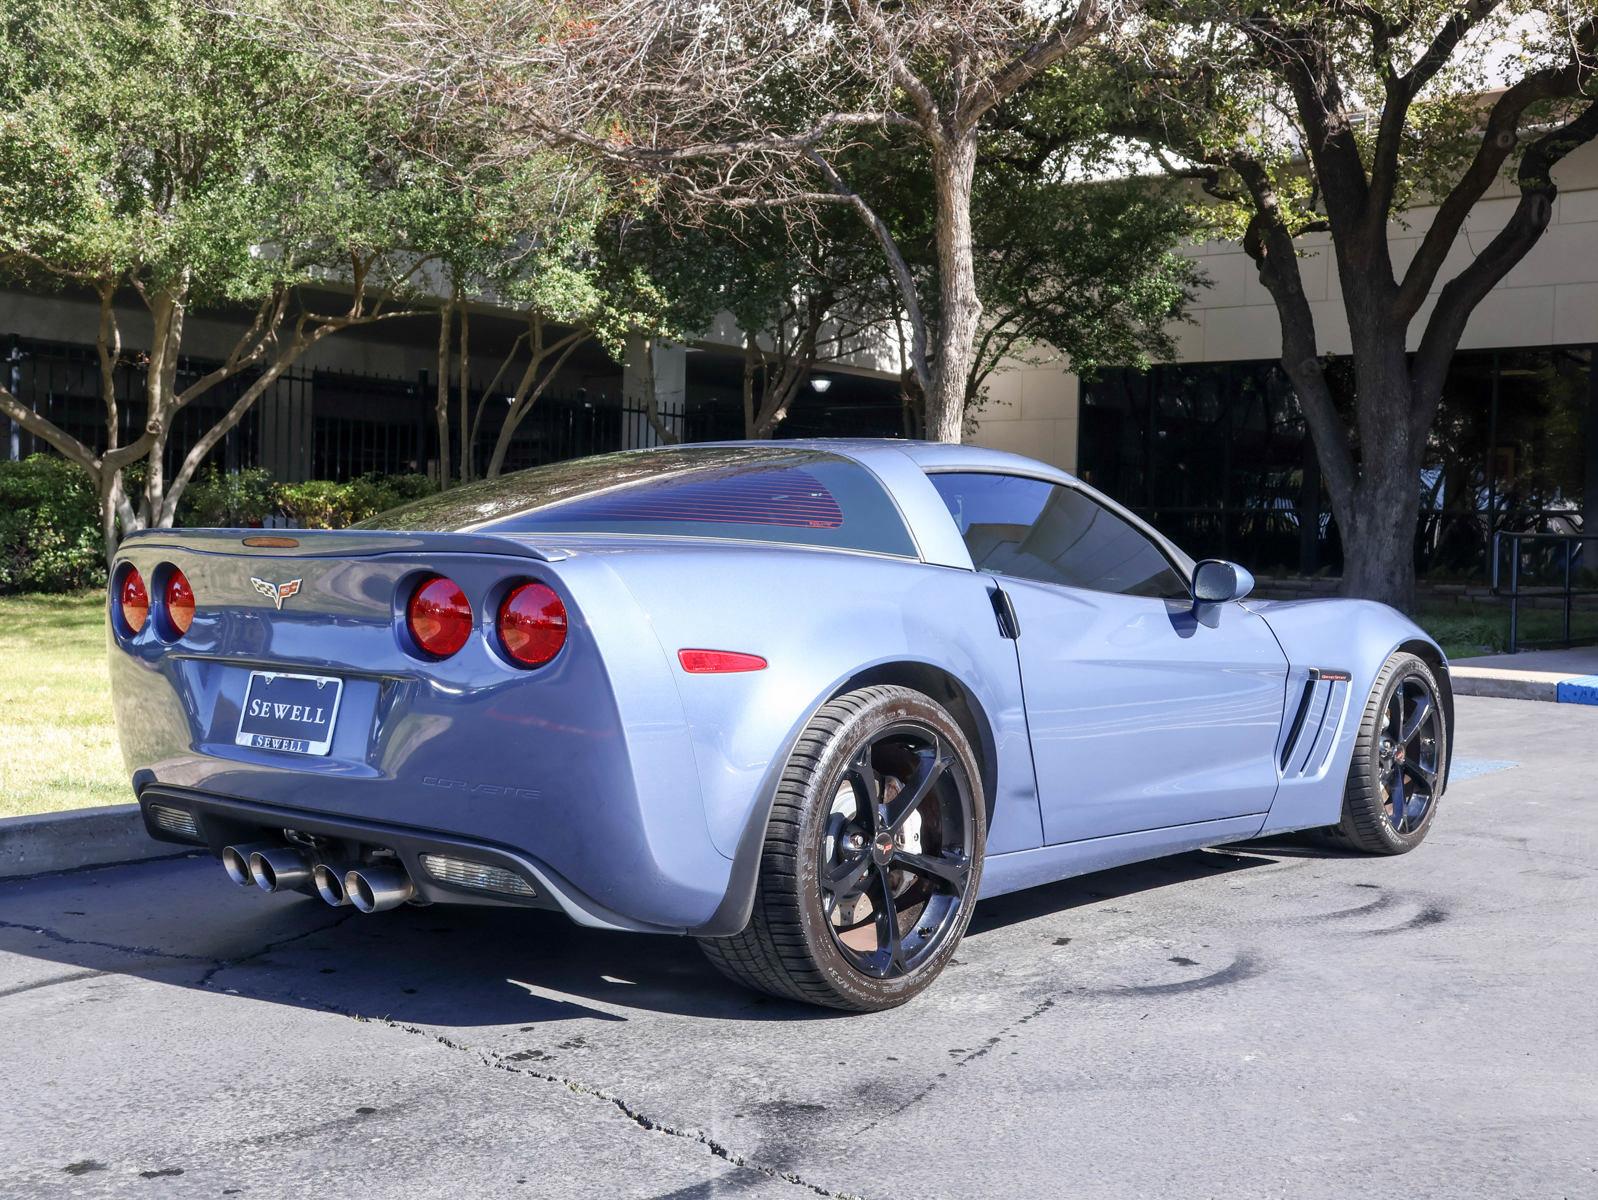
[250,576,302,610]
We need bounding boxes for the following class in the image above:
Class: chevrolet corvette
[110,440,1451,1010]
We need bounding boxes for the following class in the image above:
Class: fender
[1248,598,1452,835]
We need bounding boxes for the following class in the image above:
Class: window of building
[1080,348,1594,581]
[928,471,1188,599]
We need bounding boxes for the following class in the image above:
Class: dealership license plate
[235,671,344,756]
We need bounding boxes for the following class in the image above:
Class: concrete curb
[1451,671,1560,702]
[1452,669,1598,704]
[0,804,183,880]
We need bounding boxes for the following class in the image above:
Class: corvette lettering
[422,775,542,801]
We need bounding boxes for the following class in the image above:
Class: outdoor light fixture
[810,377,832,394]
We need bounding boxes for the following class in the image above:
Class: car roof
[691,438,1081,483]
[689,438,1195,576]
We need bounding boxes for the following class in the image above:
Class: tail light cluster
[405,574,568,669]
[115,565,194,639]
[118,568,150,633]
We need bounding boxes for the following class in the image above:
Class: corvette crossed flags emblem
[250,577,303,610]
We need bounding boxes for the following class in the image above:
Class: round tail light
[407,576,473,658]
[498,582,567,667]
[119,568,149,633]
[165,569,195,636]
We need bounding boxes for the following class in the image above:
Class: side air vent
[1279,669,1353,778]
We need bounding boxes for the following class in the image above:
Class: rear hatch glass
[359,447,917,557]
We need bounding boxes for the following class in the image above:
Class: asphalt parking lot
[3,694,1595,1200]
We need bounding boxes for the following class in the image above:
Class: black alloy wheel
[699,685,986,1011]
[1332,651,1448,855]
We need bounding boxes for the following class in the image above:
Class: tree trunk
[139,285,189,529]
[742,336,758,440]
[925,133,982,444]
[457,295,471,484]
[485,328,587,478]
[435,298,454,489]
[486,411,518,479]
[1336,469,1421,611]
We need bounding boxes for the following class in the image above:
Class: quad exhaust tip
[345,865,415,914]
[312,863,351,907]
[229,851,414,913]
[249,846,312,894]
[221,842,276,887]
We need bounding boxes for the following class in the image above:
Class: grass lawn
[1416,601,1598,661]
[0,591,128,818]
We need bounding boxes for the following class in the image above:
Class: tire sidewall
[789,689,986,1010]
[1351,654,1446,852]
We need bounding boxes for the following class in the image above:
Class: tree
[292,0,1125,445]
[0,0,448,559]
[1115,2,1598,608]
[688,210,899,440]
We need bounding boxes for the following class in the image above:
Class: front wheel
[1333,651,1447,854]
[699,685,986,1011]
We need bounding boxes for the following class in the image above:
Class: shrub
[177,468,278,528]
[274,480,355,530]
[274,473,438,530]
[0,458,440,590]
[0,455,105,594]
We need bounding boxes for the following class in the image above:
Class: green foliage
[275,474,437,529]
[0,458,438,590]
[1116,2,1598,238]
[0,456,105,594]
[176,468,278,528]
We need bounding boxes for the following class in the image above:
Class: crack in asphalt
[856,994,1059,1136]
[194,912,358,989]
[0,918,216,964]
[365,1017,870,1200]
[0,911,359,1001]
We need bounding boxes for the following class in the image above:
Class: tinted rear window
[360,447,917,557]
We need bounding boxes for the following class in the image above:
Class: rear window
[360,447,918,557]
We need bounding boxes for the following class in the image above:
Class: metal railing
[1491,531,1598,653]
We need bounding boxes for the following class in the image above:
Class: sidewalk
[1450,646,1598,704]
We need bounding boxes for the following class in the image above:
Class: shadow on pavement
[0,844,1280,1026]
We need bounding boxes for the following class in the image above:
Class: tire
[1332,651,1447,854]
[698,685,986,1011]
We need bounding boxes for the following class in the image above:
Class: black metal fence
[1492,530,1598,652]
[3,334,734,485]
[5,334,266,477]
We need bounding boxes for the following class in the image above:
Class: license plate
[235,671,344,756]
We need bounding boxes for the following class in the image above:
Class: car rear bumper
[138,785,688,934]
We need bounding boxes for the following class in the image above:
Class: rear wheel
[1332,652,1447,854]
[699,685,985,1011]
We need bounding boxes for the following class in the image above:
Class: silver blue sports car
[109,440,1452,1010]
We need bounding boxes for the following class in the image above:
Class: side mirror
[1192,559,1255,606]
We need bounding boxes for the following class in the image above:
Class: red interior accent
[498,581,568,668]
[408,576,473,658]
[119,568,149,633]
[678,649,768,674]
[164,569,195,636]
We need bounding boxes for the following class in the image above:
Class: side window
[928,472,1187,599]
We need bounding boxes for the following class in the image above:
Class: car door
[927,471,1288,845]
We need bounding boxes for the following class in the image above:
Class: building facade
[968,140,1598,579]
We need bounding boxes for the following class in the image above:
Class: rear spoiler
[117,527,560,562]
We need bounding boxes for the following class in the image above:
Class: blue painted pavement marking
[1555,675,1598,705]
[1449,759,1519,783]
